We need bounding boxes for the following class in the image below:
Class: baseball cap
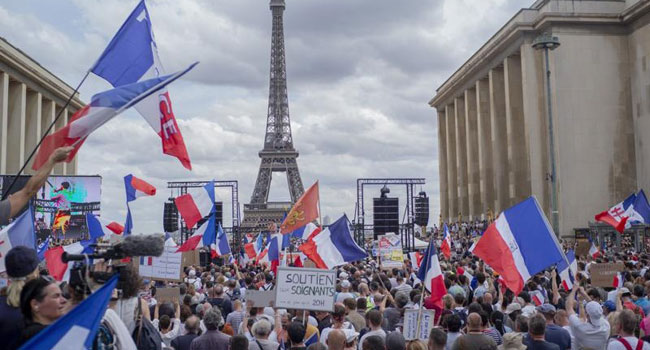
[602,300,616,312]
[341,280,351,289]
[5,246,39,279]
[505,303,522,314]
[619,287,631,296]
[586,301,604,326]
[536,303,556,314]
[339,271,349,279]
[342,328,359,343]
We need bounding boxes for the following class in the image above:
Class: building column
[7,81,26,173]
[53,107,67,175]
[476,78,495,218]
[445,104,458,221]
[0,72,8,174]
[455,96,469,221]
[465,88,480,220]
[438,110,449,223]
[25,91,42,174]
[520,40,550,216]
[489,67,508,213]
[504,54,531,204]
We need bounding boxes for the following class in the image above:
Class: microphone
[62,234,165,263]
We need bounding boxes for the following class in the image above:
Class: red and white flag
[416,241,447,308]
[174,182,215,229]
[440,224,452,259]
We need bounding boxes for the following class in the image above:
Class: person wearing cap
[499,332,527,350]
[0,246,41,350]
[0,147,72,227]
[505,303,523,330]
[525,304,570,350]
[342,328,359,350]
[335,280,356,304]
[619,287,646,318]
[566,284,610,350]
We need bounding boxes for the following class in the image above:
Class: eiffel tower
[241,0,305,231]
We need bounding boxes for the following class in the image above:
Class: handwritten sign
[138,246,183,281]
[404,309,436,341]
[378,234,403,269]
[590,262,625,287]
[275,267,336,312]
[156,287,180,304]
[246,290,275,308]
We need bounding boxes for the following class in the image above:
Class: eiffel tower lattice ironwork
[242,0,305,231]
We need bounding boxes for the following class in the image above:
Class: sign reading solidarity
[275,267,336,312]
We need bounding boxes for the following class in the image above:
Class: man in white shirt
[566,285,610,350]
[607,309,650,350]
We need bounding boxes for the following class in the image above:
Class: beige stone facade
[0,37,83,176]
[430,0,650,237]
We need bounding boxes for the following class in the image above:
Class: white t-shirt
[569,314,610,350]
[607,337,650,350]
[320,322,354,345]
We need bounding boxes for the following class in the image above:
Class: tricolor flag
[123,174,156,235]
[440,223,452,259]
[416,240,447,308]
[139,256,154,266]
[91,0,192,170]
[213,223,231,257]
[470,197,564,295]
[86,213,124,241]
[45,241,87,281]
[280,181,319,234]
[557,250,577,291]
[174,181,215,229]
[290,222,321,241]
[613,272,624,288]
[408,251,424,270]
[530,290,545,306]
[589,241,601,259]
[176,213,216,254]
[595,193,636,233]
[32,64,197,170]
[19,274,118,350]
[626,190,650,226]
[0,207,36,273]
[244,242,257,260]
[299,215,367,269]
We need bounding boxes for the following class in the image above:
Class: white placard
[404,309,436,340]
[138,246,183,281]
[275,267,336,312]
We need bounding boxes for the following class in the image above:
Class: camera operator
[0,146,72,225]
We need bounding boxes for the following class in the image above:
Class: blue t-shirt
[544,324,571,350]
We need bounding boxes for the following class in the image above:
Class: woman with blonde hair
[406,339,428,350]
[0,246,41,350]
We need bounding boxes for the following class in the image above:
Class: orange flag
[280,181,319,234]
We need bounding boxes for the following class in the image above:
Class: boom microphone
[62,234,165,263]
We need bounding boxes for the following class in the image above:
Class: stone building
[430,0,650,236]
[0,37,83,176]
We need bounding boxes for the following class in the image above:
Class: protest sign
[404,309,435,340]
[590,262,625,287]
[378,233,404,269]
[137,246,183,281]
[182,250,200,267]
[575,239,591,257]
[156,287,180,304]
[246,289,275,308]
[275,267,336,312]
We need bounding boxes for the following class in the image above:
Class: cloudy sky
[1,0,531,233]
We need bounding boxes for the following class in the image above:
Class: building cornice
[0,37,84,109]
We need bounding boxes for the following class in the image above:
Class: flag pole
[1,70,91,200]
[415,239,433,338]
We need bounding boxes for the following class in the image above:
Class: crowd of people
[3,148,650,350]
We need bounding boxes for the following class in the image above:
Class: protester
[171,315,201,350]
[566,284,610,350]
[526,314,560,350]
[249,319,279,350]
[428,328,447,350]
[451,313,497,350]
[18,276,67,345]
[190,308,230,350]
[607,309,650,350]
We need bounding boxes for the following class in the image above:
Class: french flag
[595,193,636,233]
[174,181,215,229]
[589,241,601,259]
[0,208,36,273]
[19,275,118,350]
[290,222,321,241]
[212,223,231,257]
[530,290,545,306]
[244,242,257,260]
[86,213,123,241]
[124,174,156,201]
[299,215,367,269]
[91,0,192,170]
[613,272,624,288]
[440,224,452,259]
[139,256,154,266]
[470,197,565,295]
[416,240,447,308]
[176,213,216,254]
[408,251,424,270]
[32,64,197,171]
[557,250,577,291]
[45,241,87,281]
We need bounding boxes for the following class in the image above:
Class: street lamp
[532,33,561,235]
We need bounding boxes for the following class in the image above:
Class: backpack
[131,299,163,350]
[452,308,468,327]
[92,322,115,350]
[209,297,227,317]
